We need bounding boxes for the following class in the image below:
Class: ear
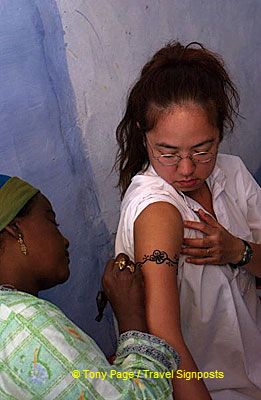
[3,222,23,240]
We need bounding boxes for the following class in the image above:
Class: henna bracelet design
[95,250,178,322]
[136,250,179,269]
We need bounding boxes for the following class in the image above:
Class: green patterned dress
[0,290,179,399]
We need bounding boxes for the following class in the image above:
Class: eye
[161,153,177,159]
[193,141,215,153]
[194,150,206,155]
[158,149,178,157]
[193,146,210,154]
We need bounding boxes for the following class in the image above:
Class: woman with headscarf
[0,174,179,399]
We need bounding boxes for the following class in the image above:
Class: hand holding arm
[182,209,261,277]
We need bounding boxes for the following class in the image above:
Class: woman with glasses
[114,42,261,400]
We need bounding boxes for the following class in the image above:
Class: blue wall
[0,0,115,355]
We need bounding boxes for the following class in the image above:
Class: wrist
[231,237,245,264]
[229,239,253,268]
[117,312,148,334]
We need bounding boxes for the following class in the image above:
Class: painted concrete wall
[0,0,260,354]
[0,0,115,355]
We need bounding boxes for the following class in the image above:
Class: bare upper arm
[134,201,184,347]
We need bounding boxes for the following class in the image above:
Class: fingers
[102,255,129,292]
[181,243,218,264]
[103,258,115,275]
[101,254,145,328]
[186,256,216,265]
[184,209,218,233]
[104,253,138,280]
[182,246,212,258]
[114,253,138,274]
[183,220,212,234]
[102,259,115,290]
[184,244,214,264]
[184,247,224,265]
[183,237,211,248]
[197,209,218,227]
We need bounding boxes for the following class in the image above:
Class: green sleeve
[0,292,179,399]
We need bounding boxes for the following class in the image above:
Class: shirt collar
[147,155,227,207]
[206,156,227,199]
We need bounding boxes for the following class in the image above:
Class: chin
[174,183,202,193]
[41,267,70,291]
[180,186,201,193]
[58,267,70,284]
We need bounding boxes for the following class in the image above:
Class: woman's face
[146,103,220,194]
[19,194,70,290]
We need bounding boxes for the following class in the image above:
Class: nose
[177,157,196,177]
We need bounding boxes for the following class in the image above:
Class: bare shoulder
[134,201,183,239]
[134,201,183,274]
[135,200,183,223]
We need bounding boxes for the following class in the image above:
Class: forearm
[171,342,212,400]
[146,308,211,400]
[117,310,148,334]
[153,329,211,400]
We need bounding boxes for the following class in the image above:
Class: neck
[184,182,215,216]
[184,181,208,201]
[0,270,39,296]
[0,283,38,296]
[0,284,17,291]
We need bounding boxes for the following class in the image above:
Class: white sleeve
[115,190,183,260]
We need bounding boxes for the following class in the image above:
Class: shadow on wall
[0,0,116,355]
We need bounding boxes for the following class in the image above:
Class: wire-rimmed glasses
[147,138,216,166]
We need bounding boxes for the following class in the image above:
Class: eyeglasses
[147,138,216,166]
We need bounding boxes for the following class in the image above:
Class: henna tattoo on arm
[95,250,178,322]
[135,250,179,269]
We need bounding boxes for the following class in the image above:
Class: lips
[177,179,199,188]
[65,251,70,262]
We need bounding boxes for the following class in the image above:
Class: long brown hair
[115,41,240,197]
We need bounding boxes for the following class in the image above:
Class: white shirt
[116,154,261,400]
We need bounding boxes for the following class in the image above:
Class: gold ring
[126,263,136,273]
[115,259,127,270]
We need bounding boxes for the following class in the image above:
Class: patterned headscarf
[0,175,39,231]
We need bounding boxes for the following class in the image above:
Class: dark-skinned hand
[102,253,148,334]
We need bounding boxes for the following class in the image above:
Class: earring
[18,234,27,256]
